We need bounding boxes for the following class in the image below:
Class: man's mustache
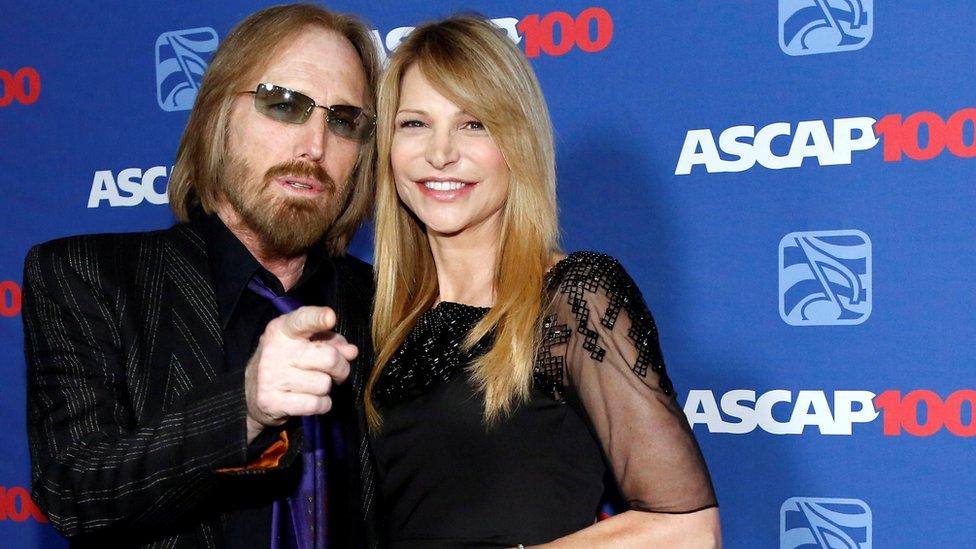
[264,160,336,193]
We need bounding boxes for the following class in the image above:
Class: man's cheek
[328,151,360,182]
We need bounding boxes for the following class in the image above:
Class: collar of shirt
[197,213,333,329]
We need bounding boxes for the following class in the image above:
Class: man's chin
[239,200,333,257]
[264,233,319,258]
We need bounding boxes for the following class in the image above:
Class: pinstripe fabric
[23,221,376,548]
[339,268,379,549]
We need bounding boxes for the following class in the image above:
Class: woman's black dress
[369,252,717,548]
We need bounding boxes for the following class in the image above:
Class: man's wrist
[245,415,265,444]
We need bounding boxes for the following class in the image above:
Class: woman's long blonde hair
[366,16,559,429]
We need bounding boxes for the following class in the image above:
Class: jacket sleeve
[22,239,298,538]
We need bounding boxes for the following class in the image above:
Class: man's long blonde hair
[366,16,559,429]
[166,3,380,255]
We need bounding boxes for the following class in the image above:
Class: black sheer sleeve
[538,252,717,513]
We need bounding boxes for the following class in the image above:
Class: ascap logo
[0,486,47,523]
[0,281,21,317]
[685,390,878,435]
[675,116,878,175]
[373,17,521,64]
[686,389,976,437]
[373,8,613,62]
[675,106,976,175]
[87,166,171,208]
[0,67,41,107]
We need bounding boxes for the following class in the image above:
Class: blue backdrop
[1,1,973,547]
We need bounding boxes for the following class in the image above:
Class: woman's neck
[427,224,499,308]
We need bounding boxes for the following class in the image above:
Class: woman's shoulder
[545,250,636,295]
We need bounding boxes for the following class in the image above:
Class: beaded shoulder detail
[373,302,492,409]
[534,251,675,402]
[373,252,674,408]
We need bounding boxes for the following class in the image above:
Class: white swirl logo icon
[155,27,219,112]
[781,497,872,548]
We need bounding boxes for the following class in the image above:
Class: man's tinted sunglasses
[243,82,374,141]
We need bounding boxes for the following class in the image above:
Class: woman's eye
[462,120,485,131]
[398,119,425,128]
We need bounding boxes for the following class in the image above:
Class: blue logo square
[779,230,872,326]
[155,27,219,112]
[779,0,873,56]
[781,497,872,548]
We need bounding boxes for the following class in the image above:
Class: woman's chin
[423,223,468,238]
[413,212,469,238]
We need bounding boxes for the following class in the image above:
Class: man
[22,4,379,547]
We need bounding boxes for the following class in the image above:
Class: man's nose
[425,128,459,169]
[296,108,329,162]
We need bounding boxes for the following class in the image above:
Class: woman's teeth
[424,181,466,191]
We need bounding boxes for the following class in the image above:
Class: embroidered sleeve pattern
[537,252,675,400]
[537,251,717,514]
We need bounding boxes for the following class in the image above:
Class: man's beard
[220,153,353,257]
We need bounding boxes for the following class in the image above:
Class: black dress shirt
[198,214,346,548]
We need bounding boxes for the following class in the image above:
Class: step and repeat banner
[1,1,973,547]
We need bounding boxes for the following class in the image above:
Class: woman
[364,15,719,548]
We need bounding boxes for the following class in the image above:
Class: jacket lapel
[155,222,225,409]
[332,257,380,546]
[332,257,373,397]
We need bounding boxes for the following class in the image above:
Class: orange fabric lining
[217,431,289,473]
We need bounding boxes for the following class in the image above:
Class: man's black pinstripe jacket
[22,219,377,548]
